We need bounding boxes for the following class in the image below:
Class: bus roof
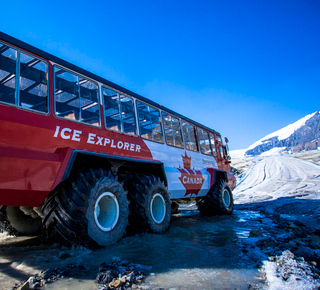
[0,31,220,136]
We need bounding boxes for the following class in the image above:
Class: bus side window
[150,107,163,143]
[19,52,48,113]
[137,101,152,139]
[103,87,136,135]
[182,121,198,152]
[137,101,163,143]
[219,146,224,158]
[162,112,183,148]
[54,66,100,126]
[103,87,121,132]
[197,128,211,155]
[209,133,217,157]
[0,44,18,105]
[55,68,80,121]
[79,78,99,126]
[0,42,49,113]
[120,95,136,135]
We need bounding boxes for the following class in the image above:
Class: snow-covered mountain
[245,110,320,156]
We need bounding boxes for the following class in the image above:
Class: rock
[60,268,72,277]
[309,261,317,267]
[59,253,71,259]
[94,258,151,289]
[291,226,305,238]
[307,235,320,249]
[27,276,40,290]
[112,279,121,288]
[264,208,274,215]
[136,275,145,281]
[288,240,299,248]
[41,269,53,280]
[277,233,291,242]
[260,218,274,225]
[289,223,300,229]
[96,269,119,284]
[256,238,276,248]
[77,264,86,271]
[268,256,276,262]
[16,281,29,290]
[112,257,121,263]
[310,235,320,244]
[293,220,307,228]
[242,248,249,253]
[264,247,275,255]
[126,272,135,283]
[294,246,317,260]
[249,229,264,237]
[27,277,36,284]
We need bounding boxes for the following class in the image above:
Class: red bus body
[0,31,235,209]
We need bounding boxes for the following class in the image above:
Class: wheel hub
[150,193,166,224]
[94,192,119,231]
[222,189,231,207]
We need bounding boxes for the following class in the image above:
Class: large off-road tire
[197,179,234,216]
[0,206,14,234]
[123,174,171,234]
[0,206,42,235]
[42,169,129,248]
[6,206,42,235]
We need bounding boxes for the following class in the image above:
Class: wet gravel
[1,197,320,290]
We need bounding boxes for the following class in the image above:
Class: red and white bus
[0,31,235,248]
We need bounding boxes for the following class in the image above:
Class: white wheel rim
[223,189,231,207]
[94,192,119,231]
[150,193,166,224]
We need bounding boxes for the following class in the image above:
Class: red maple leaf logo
[178,151,204,197]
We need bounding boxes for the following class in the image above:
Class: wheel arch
[60,150,167,186]
[209,168,228,189]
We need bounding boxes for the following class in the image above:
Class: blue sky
[1,0,319,150]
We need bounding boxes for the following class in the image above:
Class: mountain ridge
[245,110,320,156]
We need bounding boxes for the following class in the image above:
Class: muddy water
[0,207,265,290]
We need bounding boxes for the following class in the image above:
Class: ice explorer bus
[0,31,236,248]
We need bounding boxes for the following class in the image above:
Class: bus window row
[0,41,219,158]
[0,41,48,113]
[53,65,219,158]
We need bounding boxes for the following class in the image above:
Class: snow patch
[230,149,247,159]
[261,251,320,290]
[260,147,287,157]
[233,156,320,204]
[247,112,317,150]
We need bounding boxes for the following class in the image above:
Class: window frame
[182,120,199,152]
[136,100,164,144]
[53,64,101,128]
[0,40,50,115]
[196,127,212,156]
[162,111,184,149]
[102,84,138,136]
[209,132,217,157]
